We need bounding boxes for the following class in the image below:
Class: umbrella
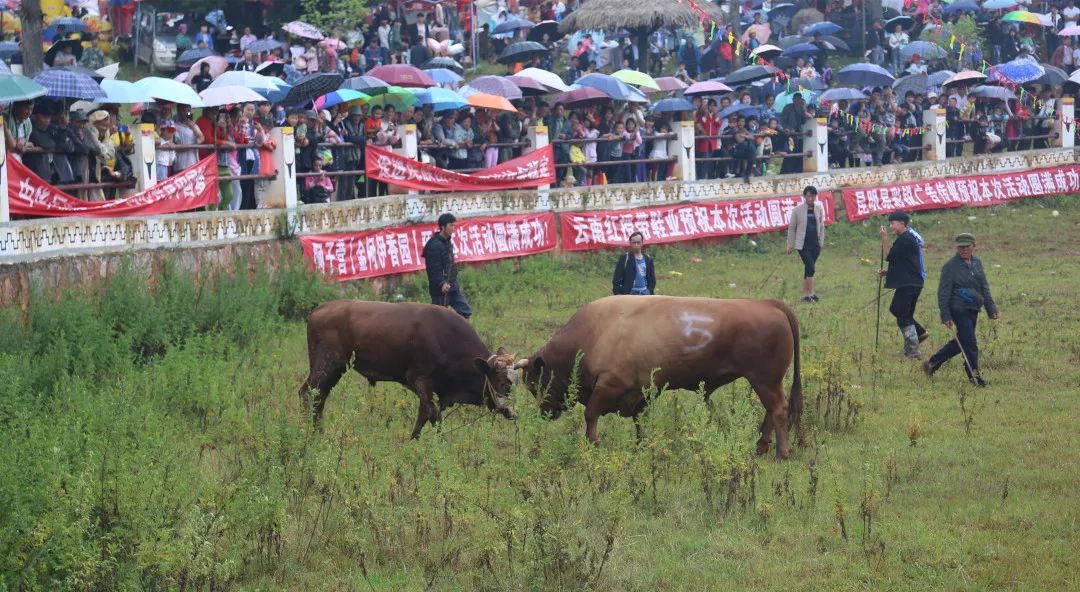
[492,15,535,35]
[412,87,468,111]
[319,38,348,51]
[885,15,915,30]
[789,76,828,91]
[719,103,762,119]
[613,69,660,90]
[1001,10,1045,26]
[783,42,819,58]
[426,68,463,85]
[283,65,303,84]
[575,73,648,102]
[553,86,611,108]
[1060,25,1080,37]
[646,76,689,93]
[497,41,549,65]
[282,72,344,106]
[506,75,549,96]
[751,44,783,60]
[44,38,83,67]
[776,35,805,50]
[463,75,523,99]
[1034,64,1068,86]
[199,86,267,107]
[650,97,695,113]
[836,63,894,87]
[892,73,929,96]
[944,70,987,86]
[314,89,370,109]
[421,57,464,73]
[527,20,561,42]
[368,64,435,87]
[44,17,88,41]
[724,64,781,85]
[33,68,106,100]
[254,60,286,77]
[282,21,324,40]
[927,70,956,87]
[262,79,293,104]
[188,56,230,79]
[134,77,203,106]
[773,90,817,112]
[684,80,734,96]
[0,74,47,102]
[0,62,9,75]
[209,71,281,93]
[248,39,284,54]
[981,0,1016,8]
[99,79,151,103]
[988,60,1045,84]
[971,85,1016,100]
[0,42,18,61]
[901,40,948,61]
[768,3,799,20]
[819,87,868,102]
[942,1,980,15]
[803,22,842,36]
[816,35,851,52]
[178,48,219,68]
[517,67,571,92]
[468,93,517,112]
[366,87,418,110]
[342,75,390,94]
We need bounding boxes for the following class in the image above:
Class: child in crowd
[648,121,670,181]
[303,155,334,203]
[155,120,177,181]
[256,117,276,208]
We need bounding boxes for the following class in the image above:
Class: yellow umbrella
[612,69,661,90]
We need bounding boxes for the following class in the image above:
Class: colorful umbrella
[99,79,151,103]
[33,68,106,100]
[199,86,267,107]
[987,60,1044,84]
[836,63,895,87]
[134,77,203,106]
[0,73,47,102]
[366,87,418,110]
[684,80,734,96]
[282,21,324,40]
[516,67,571,92]
[497,41,549,65]
[367,64,435,87]
[1001,10,1045,26]
[410,87,467,111]
[462,75,522,99]
[613,69,660,90]
[314,88,371,109]
[426,68,463,85]
[506,75,549,96]
[650,97,695,113]
[553,86,611,108]
[467,93,517,112]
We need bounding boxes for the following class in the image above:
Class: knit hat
[954,233,976,246]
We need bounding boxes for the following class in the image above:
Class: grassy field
[1,198,1078,591]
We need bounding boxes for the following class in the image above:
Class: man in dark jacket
[23,108,57,182]
[612,232,656,295]
[877,211,927,359]
[422,213,472,319]
[923,233,999,386]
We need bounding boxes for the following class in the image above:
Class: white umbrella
[133,76,203,106]
[516,67,571,92]
[209,71,282,93]
[198,86,268,107]
[95,62,120,80]
[100,79,153,103]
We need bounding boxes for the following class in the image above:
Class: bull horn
[514,358,529,369]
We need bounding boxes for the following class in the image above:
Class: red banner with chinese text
[842,165,1080,221]
[558,193,836,251]
[365,144,555,192]
[7,155,219,217]
[300,212,557,281]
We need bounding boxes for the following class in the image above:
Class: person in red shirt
[695,99,721,179]
[194,106,218,160]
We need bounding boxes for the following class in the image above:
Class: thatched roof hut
[560,0,728,72]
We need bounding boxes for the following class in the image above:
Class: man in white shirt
[377,19,391,49]
[1066,0,1080,28]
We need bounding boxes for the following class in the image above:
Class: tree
[299,0,370,33]
[18,0,45,77]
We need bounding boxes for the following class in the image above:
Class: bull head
[474,349,517,420]
[514,356,564,419]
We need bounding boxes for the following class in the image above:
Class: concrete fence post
[266,126,297,210]
[923,108,947,161]
[0,116,8,223]
[675,119,696,182]
[526,124,550,210]
[1056,96,1075,149]
[132,122,158,191]
[803,116,829,173]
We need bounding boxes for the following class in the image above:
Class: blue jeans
[929,309,980,378]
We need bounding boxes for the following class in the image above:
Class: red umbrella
[507,75,549,96]
[367,65,436,88]
[553,86,611,108]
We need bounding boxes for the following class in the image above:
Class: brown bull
[299,300,517,438]
[515,296,803,458]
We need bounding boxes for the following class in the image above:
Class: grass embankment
[1,200,1077,591]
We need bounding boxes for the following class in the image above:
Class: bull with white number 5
[515,296,803,458]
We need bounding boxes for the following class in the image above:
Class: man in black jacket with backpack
[612,232,656,296]
[423,213,472,319]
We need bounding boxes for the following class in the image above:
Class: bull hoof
[755,441,770,456]
[776,449,791,460]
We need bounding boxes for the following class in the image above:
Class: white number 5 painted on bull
[679,312,714,353]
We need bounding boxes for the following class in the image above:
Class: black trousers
[929,308,980,378]
[430,288,472,319]
[889,285,925,335]
[798,245,820,278]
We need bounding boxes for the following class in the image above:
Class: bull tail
[777,301,803,431]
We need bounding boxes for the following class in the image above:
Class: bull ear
[474,357,492,374]
[533,356,545,373]
[496,346,508,356]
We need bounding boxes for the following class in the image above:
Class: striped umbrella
[33,68,106,100]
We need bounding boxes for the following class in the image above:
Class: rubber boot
[902,325,922,359]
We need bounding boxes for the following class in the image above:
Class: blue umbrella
[411,87,467,111]
[971,85,1016,100]
[927,70,956,87]
[719,103,763,119]
[783,43,819,58]
[803,22,842,36]
[819,87,868,102]
[44,17,89,41]
[247,39,284,54]
[768,3,799,20]
[574,73,649,102]
[492,16,535,35]
[988,60,1044,84]
[836,63,895,87]
[0,41,19,61]
[178,47,218,66]
[650,98,695,113]
[33,68,106,100]
[981,0,1016,9]
[773,90,818,112]
[901,40,948,60]
[99,79,152,103]
[943,1,980,15]
[425,68,463,85]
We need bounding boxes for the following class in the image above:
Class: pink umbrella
[187,56,229,79]
[943,70,988,86]
[174,72,190,83]
[464,75,522,99]
[684,80,734,96]
[507,75,549,96]
[320,38,347,51]
[553,86,611,108]
[644,76,689,93]
[1059,25,1080,36]
[367,64,436,87]
[282,21,324,40]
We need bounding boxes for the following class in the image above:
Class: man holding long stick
[877,211,928,359]
[924,233,999,387]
